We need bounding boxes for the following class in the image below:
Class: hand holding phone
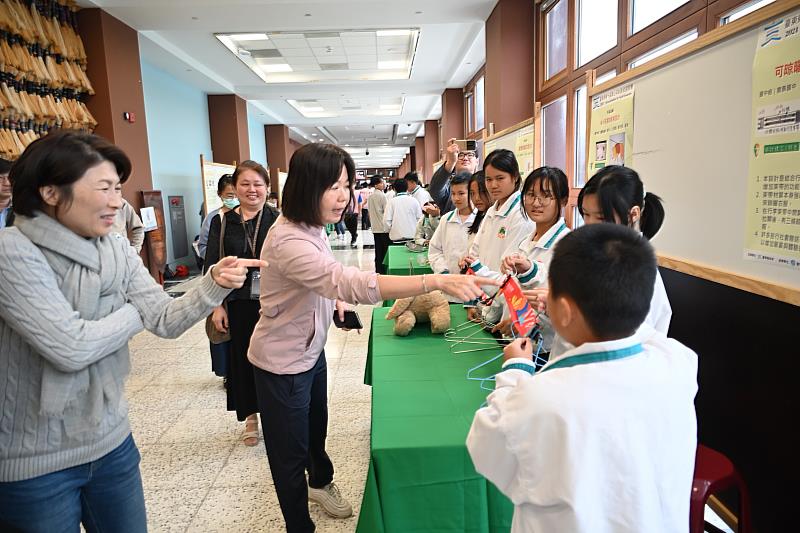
[333,310,363,330]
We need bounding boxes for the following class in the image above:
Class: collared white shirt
[384,192,423,241]
[367,189,388,233]
[428,208,475,265]
[501,217,570,347]
[468,191,535,279]
[410,185,433,206]
[467,324,698,533]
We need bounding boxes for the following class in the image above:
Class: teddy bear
[385,290,451,336]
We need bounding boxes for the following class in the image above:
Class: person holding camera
[247,143,497,533]
[428,138,481,213]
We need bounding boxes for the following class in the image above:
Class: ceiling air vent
[320,63,349,71]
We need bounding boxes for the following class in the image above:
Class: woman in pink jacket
[248,143,494,533]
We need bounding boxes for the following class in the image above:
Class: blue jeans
[0,433,146,533]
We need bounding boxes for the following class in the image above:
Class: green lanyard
[540,344,644,373]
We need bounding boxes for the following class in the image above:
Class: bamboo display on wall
[0,0,95,159]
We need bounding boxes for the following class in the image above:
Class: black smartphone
[333,310,363,330]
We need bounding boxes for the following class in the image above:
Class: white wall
[247,103,268,165]
[141,60,213,266]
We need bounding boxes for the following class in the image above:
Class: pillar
[415,137,427,180]
[207,94,250,165]
[441,88,465,143]
[265,124,291,193]
[424,120,440,180]
[486,0,535,132]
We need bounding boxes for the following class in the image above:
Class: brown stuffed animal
[385,290,451,336]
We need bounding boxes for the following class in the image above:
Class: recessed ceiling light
[345,144,350,146]
[377,30,412,37]
[403,136,408,139]
[311,133,317,136]
[260,63,293,73]
[233,33,269,41]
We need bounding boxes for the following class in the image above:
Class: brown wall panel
[415,137,426,178]
[424,120,439,181]
[208,94,249,165]
[441,88,465,142]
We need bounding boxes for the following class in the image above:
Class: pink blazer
[247,216,382,374]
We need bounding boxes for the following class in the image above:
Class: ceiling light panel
[215,28,419,84]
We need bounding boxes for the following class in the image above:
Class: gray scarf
[14,213,131,438]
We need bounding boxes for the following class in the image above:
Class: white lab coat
[410,185,433,206]
[428,209,477,302]
[467,325,698,533]
[384,192,423,241]
[501,218,570,347]
[468,191,535,322]
[550,269,673,356]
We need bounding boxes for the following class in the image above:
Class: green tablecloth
[384,245,433,275]
[357,306,513,533]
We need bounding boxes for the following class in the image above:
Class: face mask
[222,198,240,209]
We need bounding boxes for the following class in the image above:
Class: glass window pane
[573,206,585,228]
[542,95,567,171]
[466,94,474,133]
[596,69,617,85]
[545,0,568,79]
[574,85,587,187]
[720,0,774,25]
[631,0,690,34]
[577,0,618,66]
[628,30,698,69]
[475,77,485,131]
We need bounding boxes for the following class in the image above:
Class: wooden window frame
[620,10,708,71]
[706,0,776,28]
[464,66,486,139]
[538,0,573,94]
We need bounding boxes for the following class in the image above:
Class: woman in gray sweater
[0,131,261,532]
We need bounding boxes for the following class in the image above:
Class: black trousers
[361,209,370,230]
[373,232,391,274]
[254,352,334,533]
[343,213,358,243]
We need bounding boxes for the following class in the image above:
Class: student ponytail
[578,165,664,239]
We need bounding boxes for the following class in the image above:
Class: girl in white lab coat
[466,170,491,250]
[428,173,476,301]
[493,166,570,343]
[461,149,535,323]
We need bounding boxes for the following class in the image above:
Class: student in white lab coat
[465,170,492,251]
[494,166,570,343]
[413,202,441,244]
[405,171,433,206]
[428,173,476,301]
[383,178,423,242]
[460,149,535,323]
[467,224,698,533]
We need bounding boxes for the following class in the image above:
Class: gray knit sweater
[0,213,230,481]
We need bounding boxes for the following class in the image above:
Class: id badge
[249,270,261,300]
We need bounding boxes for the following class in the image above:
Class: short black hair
[369,175,383,187]
[217,174,233,194]
[11,130,132,218]
[282,143,355,226]
[233,160,270,186]
[549,224,656,339]
[451,171,471,187]
[404,171,420,184]
[0,158,12,175]
[521,166,569,224]
[393,179,409,193]
[483,149,521,189]
[578,165,665,240]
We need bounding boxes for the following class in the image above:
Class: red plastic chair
[690,444,752,533]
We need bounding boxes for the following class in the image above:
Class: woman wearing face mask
[0,131,259,531]
[204,161,279,446]
[247,143,496,533]
[198,174,238,261]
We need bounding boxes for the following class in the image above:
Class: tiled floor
[130,234,376,532]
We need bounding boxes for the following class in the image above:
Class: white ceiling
[81,0,495,167]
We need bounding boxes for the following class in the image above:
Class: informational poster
[140,207,157,231]
[514,130,535,176]
[200,155,236,217]
[587,83,634,177]
[744,10,800,271]
[141,191,167,283]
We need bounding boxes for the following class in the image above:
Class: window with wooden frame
[464,67,486,138]
[534,0,778,228]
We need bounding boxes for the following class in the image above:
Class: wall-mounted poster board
[585,3,799,305]
[141,190,167,283]
[483,117,537,176]
[200,155,236,218]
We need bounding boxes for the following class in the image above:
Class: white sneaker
[308,482,353,518]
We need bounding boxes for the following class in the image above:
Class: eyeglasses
[0,175,9,183]
[457,152,476,160]
[525,193,554,206]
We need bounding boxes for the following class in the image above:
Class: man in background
[367,175,389,274]
[428,138,480,213]
[111,197,145,253]
[359,182,373,230]
[384,178,422,243]
[405,171,432,206]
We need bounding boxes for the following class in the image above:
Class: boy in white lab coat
[384,178,423,242]
[428,173,476,301]
[467,224,698,533]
